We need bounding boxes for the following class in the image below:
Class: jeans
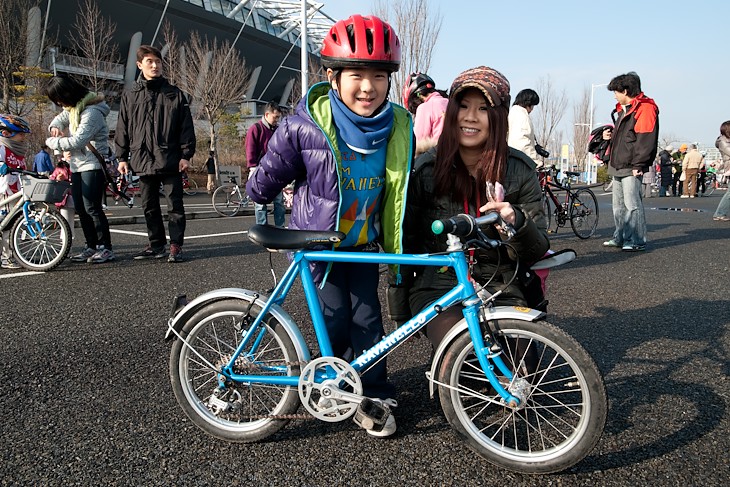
[611,174,646,246]
[714,190,730,218]
[254,192,285,227]
[316,257,395,400]
[659,184,670,197]
[71,169,112,249]
[139,172,186,248]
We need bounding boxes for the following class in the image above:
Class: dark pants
[139,173,186,249]
[316,258,395,400]
[672,173,683,196]
[71,169,112,249]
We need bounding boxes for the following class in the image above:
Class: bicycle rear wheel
[212,185,243,217]
[703,175,716,196]
[169,298,302,442]
[570,189,599,239]
[437,320,607,474]
[184,178,199,196]
[11,204,71,271]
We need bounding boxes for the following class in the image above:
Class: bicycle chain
[215,356,316,420]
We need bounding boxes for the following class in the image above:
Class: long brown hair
[434,88,509,202]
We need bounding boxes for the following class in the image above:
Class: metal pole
[37,0,53,66]
[301,0,308,96]
[150,0,171,46]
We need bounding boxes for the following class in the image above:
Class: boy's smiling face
[329,67,389,117]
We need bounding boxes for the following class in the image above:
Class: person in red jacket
[601,72,658,252]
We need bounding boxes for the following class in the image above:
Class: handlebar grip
[431,212,501,237]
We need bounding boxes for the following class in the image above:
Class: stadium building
[26,0,335,115]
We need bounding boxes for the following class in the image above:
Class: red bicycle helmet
[320,15,401,73]
[401,72,436,107]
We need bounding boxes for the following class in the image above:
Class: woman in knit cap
[387,66,549,347]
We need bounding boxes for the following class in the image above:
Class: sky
[320,0,726,149]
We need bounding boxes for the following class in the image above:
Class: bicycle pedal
[352,398,390,432]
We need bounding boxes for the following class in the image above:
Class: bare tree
[533,76,569,156]
[373,0,442,103]
[0,0,34,113]
[572,86,591,171]
[164,30,250,178]
[69,0,120,96]
[288,54,326,108]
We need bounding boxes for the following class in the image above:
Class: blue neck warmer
[329,89,393,154]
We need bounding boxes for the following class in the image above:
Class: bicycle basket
[20,176,71,203]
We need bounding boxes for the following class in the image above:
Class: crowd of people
[1,11,728,438]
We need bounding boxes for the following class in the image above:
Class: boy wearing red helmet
[247,14,412,437]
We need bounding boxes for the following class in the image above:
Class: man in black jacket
[601,72,658,252]
[115,45,195,263]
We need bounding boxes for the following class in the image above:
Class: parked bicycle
[212,176,250,217]
[0,168,71,271]
[166,212,607,474]
[702,171,728,196]
[539,166,599,239]
[182,170,199,196]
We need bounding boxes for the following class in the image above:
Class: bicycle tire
[703,175,716,196]
[10,204,71,271]
[184,178,199,196]
[541,193,554,233]
[437,319,607,474]
[212,185,243,217]
[569,189,599,239]
[170,298,302,442]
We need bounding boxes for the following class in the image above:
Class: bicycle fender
[427,306,545,398]
[164,288,310,362]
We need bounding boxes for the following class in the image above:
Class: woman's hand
[480,201,516,226]
[50,127,63,137]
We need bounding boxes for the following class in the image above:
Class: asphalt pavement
[1,189,728,486]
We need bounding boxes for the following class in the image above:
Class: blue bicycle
[0,168,71,271]
[167,213,607,474]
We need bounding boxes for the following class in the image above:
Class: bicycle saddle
[248,224,346,250]
[565,171,581,178]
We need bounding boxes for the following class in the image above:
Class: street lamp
[589,82,609,131]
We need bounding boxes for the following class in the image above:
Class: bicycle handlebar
[432,212,501,237]
[8,167,49,179]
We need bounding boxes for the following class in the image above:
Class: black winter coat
[387,147,550,322]
[115,77,195,175]
[658,150,673,184]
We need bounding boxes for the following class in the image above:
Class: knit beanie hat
[449,66,511,108]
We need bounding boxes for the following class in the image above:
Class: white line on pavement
[109,229,248,240]
[0,271,44,279]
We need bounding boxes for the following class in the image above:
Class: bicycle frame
[217,243,525,406]
[0,191,24,231]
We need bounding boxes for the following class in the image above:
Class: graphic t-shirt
[336,132,387,248]
[0,145,26,196]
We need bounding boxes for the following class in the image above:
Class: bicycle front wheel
[437,320,607,474]
[541,193,554,233]
[212,185,243,217]
[184,178,199,196]
[170,298,302,442]
[704,175,716,196]
[570,189,599,239]
[11,204,71,271]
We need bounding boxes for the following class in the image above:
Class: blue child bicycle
[166,213,607,474]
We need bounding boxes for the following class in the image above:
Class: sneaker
[133,245,167,260]
[622,244,646,252]
[168,243,183,263]
[88,246,115,264]
[602,239,622,248]
[1,258,21,269]
[70,246,96,262]
[680,195,689,198]
[365,398,398,438]
[713,216,730,221]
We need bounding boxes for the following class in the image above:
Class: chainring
[299,356,362,422]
